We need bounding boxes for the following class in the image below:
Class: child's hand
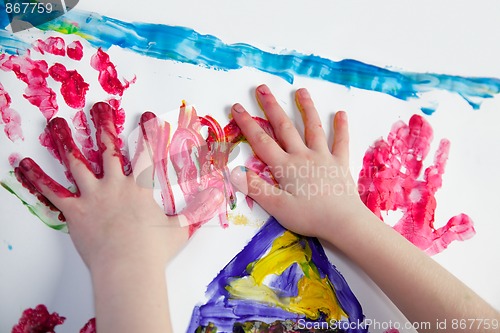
[17,102,223,272]
[230,84,365,238]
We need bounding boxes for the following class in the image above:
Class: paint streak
[1,171,68,231]
[170,103,235,234]
[358,114,476,255]
[90,48,135,96]
[138,111,176,215]
[67,40,84,61]
[0,8,496,113]
[16,157,76,203]
[0,51,58,120]
[49,63,89,109]
[188,217,366,333]
[0,82,23,141]
[12,304,65,333]
[33,37,66,56]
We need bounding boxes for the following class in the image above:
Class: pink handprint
[358,114,475,255]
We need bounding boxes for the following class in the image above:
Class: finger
[48,117,96,193]
[17,157,76,211]
[230,166,293,217]
[177,187,225,227]
[90,102,126,177]
[295,88,329,152]
[255,84,304,152]
[231,103,287,167]
[331,111,350,165]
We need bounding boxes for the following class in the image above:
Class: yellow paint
[229,213,250,226]
[227,230,347,321]
[228,213,264,227]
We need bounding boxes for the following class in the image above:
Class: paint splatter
[67,40,84,61]
[12,305,96,333]
[0,7,498,112]
[188,217,366,333]
[90,48,135,96]
[49,63,89,109]
[12,304,65,333]
[0,83,23,141]
[358,114,475,255]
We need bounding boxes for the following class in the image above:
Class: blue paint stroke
[1,7,500,112]
[188,217,366,333]
[8,244,13,251]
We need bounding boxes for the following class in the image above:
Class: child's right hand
[230,84,366,238]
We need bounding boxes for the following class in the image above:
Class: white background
[1,1,499,332]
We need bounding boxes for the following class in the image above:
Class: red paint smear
[48,117,93,185]
[0,82,24,142]
[72,110,100,175]
[358,114,475,255]
[90,101,128,176]
[39,126,62,163]
[0,51,58,120]
[12,304,65,333]
[90,48,136,96]
[18,157,75,200]
[8,152,22,167]
[169,103,235,235]
[139,111,176,215]
[79,318,96,333]
[107,98,126,137]
[33,37,66,56]
[49,63,89,109]
[14,166,64,221]
[67,40,84,61]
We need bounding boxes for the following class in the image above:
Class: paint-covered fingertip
[140,111,157,124]
[18,157,35,172]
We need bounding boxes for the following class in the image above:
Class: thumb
[177,187,225,227]
[230,166,291,217]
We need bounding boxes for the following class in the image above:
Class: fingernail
[230,166,249,194]
[298,88,310,99]
[337,111,347,121]
[233,103,245,113]
[257,84,270,95]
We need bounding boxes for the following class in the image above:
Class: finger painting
[1,1,499,332]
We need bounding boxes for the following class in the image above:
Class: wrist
[321,198,374,246]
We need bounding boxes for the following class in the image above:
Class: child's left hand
[16,102,223,272]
